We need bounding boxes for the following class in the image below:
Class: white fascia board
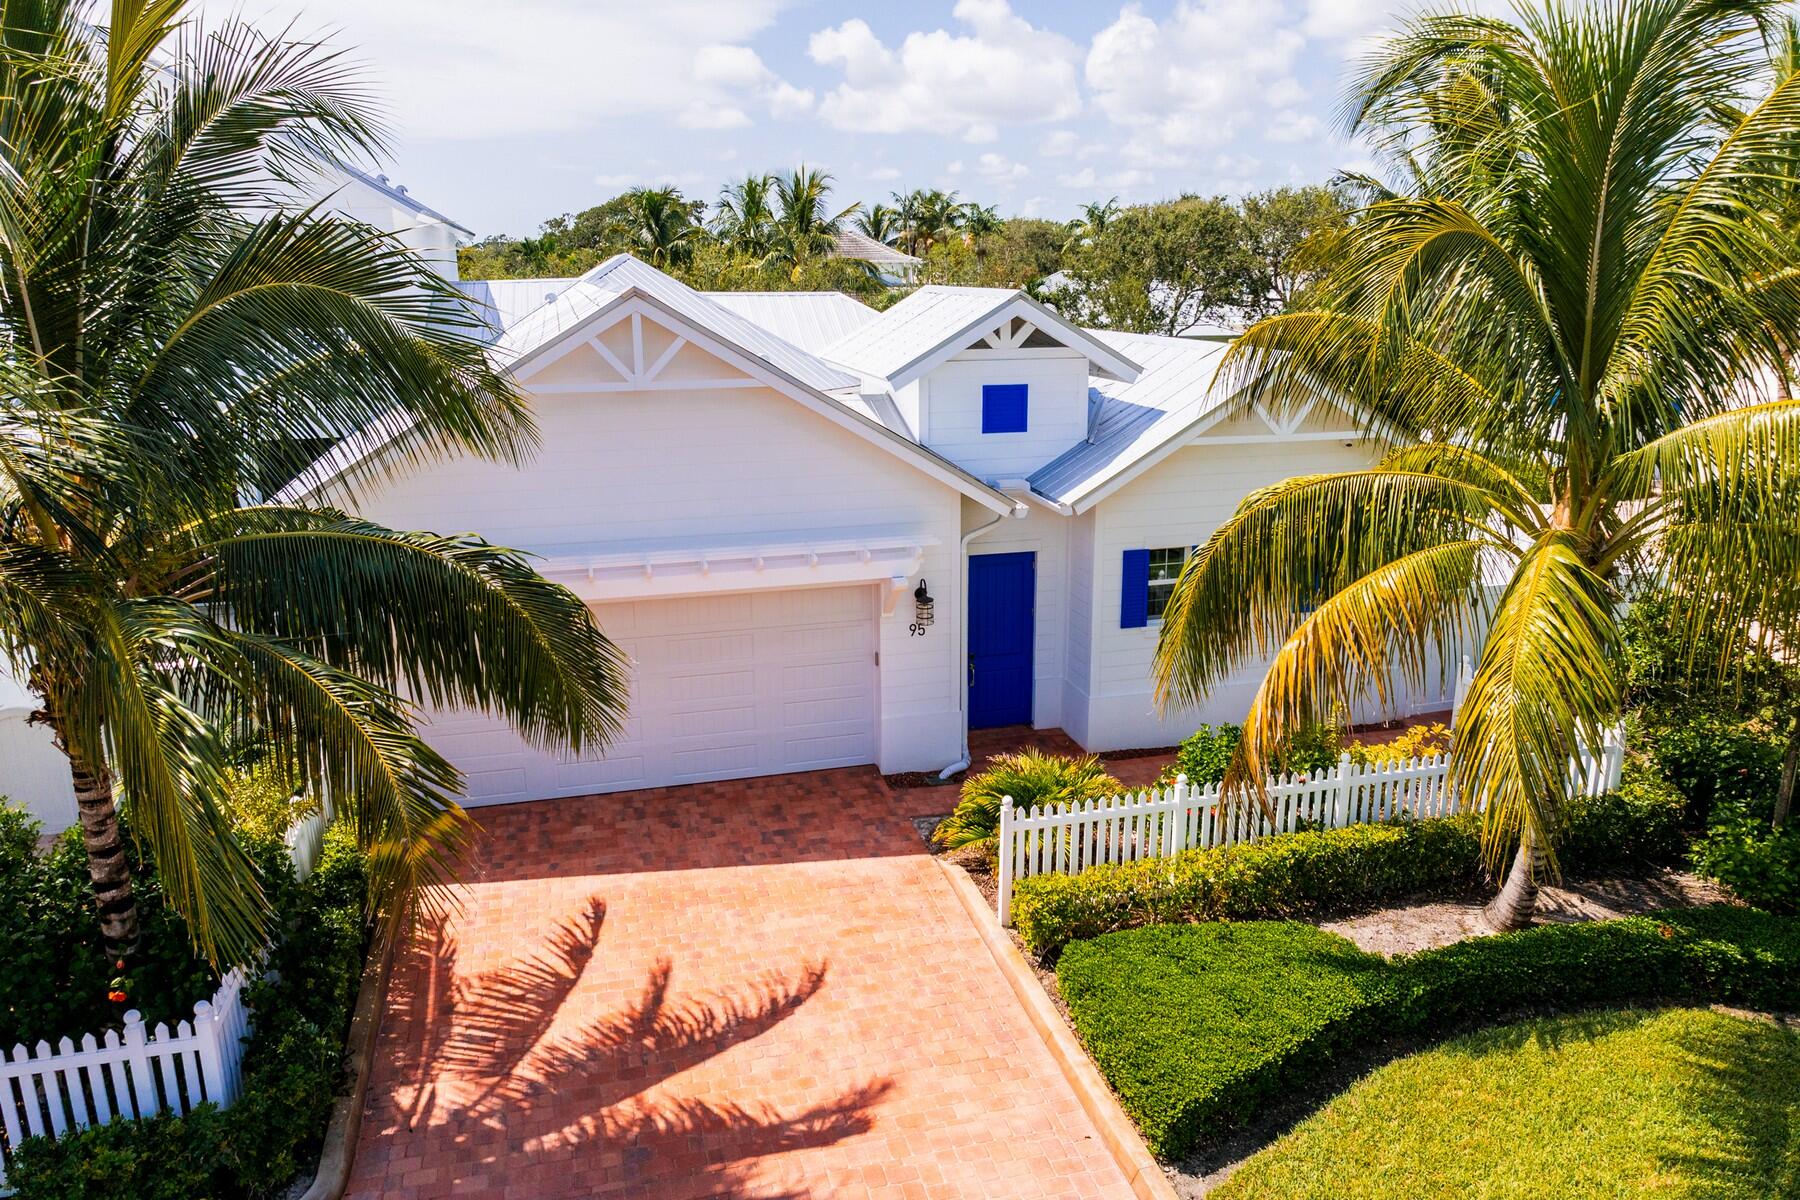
[881,294,1143,392]
[514,290,1017,516]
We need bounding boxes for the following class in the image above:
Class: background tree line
[457,166,1350,330]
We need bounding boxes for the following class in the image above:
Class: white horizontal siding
[922,355,1090,480]
[352,327,967,781]
[1083,440,1392,750]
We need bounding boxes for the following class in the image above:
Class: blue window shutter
[981,383,1029,433]
[1120,549,1150,628]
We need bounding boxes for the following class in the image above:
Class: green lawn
[1213,1008,1800,1200]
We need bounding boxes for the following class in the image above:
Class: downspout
[938,499,1028,780]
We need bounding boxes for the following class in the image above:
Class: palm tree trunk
[1483,825,1546,932]
[41,696,142,959]
[1774,709,1799,831]
[71,753,141,960]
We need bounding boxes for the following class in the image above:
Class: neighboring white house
[0,183,1454,826]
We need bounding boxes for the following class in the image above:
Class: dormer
[822,288,1140,481]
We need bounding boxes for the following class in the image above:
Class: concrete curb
[935,859,1178,1200]
[298,929,398,1200]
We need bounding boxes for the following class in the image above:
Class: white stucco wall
[1073,437,1458,751]
[349,331,969,777]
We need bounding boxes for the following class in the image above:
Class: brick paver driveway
[346,765,1138,1200]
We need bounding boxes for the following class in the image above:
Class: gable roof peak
[822,286,1141,388]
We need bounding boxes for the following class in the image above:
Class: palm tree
[959,203,1002,256]
[623,186,702,269]
[0,4,627,963]
[891,188,963,256]
[768,165,858,270]
[712,173,777,258]
[1154,0,1800,930]
[856,203,900,245]
[1063,197,1120,252]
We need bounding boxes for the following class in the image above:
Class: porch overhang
[538,534,936,603]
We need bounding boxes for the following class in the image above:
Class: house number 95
[907,621,929,637]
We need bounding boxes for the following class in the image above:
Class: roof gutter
[998,479,1073,516]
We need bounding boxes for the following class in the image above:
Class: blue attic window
[982,383,1029,433]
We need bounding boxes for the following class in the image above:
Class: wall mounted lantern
[910,579,934,636]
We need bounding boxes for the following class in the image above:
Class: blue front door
[968,552,1035,729]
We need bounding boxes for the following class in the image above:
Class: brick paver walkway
[346,762,1139,1200]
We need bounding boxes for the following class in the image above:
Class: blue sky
[217,1,1475,237]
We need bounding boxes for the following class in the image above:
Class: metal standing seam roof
[457,284,882,357]
[701,291,881,355]
[820,286,1020,380]
[1029,330,1233,508]
[491,255,863,393]
[819,285,1141,386]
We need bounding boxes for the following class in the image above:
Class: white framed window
[1146,546,1189,621]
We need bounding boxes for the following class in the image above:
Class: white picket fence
[0,799,329,1192]
[282,793,332,881]
[0,967,251,1191]
[995,730,1627,924]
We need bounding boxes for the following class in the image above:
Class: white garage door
[423,585,877,806]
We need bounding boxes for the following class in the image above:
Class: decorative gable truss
[520,309,764,394]
[970,315,1067,353]
[1189,391,1368,444]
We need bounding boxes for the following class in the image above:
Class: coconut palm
[767,165,858,271]
[1154,0,1800,929]
[622,186,702,269]
[855,202,900,245]
[0,3,627,963]
[891,188,963,257]
[1063,197,1120,252]
[959,203,1002,256]
[712,173,777,258]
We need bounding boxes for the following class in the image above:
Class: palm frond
[174,508,628,754]
[1154,468,1504,711]
[1453,533,1621,877]
[1234,539,1492,788]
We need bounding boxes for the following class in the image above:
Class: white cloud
[1267,109,1324,142]
[221,0,804,140]
[693,44,772,89]
[1040,129,1081,157]
[866,165,903,182]
[768,81,815,119]
[677,102,752,131]
[1059,167,1098,189]
[976,152,1029,181]
[808,1,1081,141]
[1087,1,1307,155]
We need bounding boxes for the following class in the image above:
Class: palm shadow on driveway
[371,896,890,1199]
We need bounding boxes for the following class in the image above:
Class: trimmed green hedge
[8,826,369,1200]
[1055,906,1800,1160]
[1014,773,1685,959]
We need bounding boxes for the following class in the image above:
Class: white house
[296,248,1454,808]
[0,187,1453,827]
